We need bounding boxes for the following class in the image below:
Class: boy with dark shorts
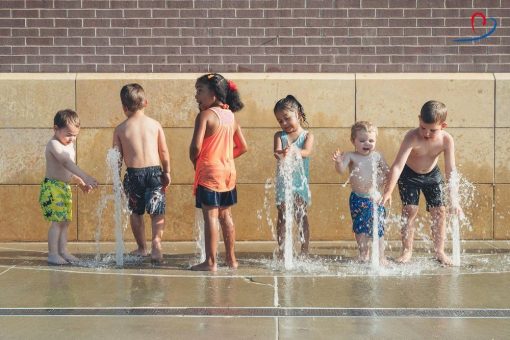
[113,83,171,263]
[380,100,463,266]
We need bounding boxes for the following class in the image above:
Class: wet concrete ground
[1,241,510,339]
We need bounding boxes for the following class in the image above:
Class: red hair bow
[227,80,237,92]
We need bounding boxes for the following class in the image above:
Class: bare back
[114,113,163,168]
[405,128,451,174]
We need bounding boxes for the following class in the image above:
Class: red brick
[96,10,124,18]
[376,64,402,72]
[41,65,69,72]
[320,64,348,72]
[82,1,110,9]
[375,9,403,18]
[26,0,54,9]
[13,65,40,72]
[361,0,388,8]
[237,64,265,72]
[153,64,181,72]
[40,28,68,36]
[12,10,39,18]
[12,28,39,37]
[138,1,166,8]
[362,18,388,27]
[236,9,264,18]
[54,1,82,9]
[0,19,26,27]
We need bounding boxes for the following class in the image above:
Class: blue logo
[453,12,498,43]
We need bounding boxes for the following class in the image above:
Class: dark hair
[54,109,80,129]
[195,73,244,112]
[420,100,447,124]
[273,95,308,127]
[120,83,146,112]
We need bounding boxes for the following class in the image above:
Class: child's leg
[57,221,79,263]
[294,200,309,255]
[150,214,164,262]
[276,204,286,256]
[192,205,219,271]
[397,205,419,263]
[218,207,238,269]
[429,206,452,265]
[48,222,68,265]
[130,214,147,256]
[354,233,369,262]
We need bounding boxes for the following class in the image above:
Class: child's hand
[451,205,465,220]
[379,192,392,206]
[83,176,98,190]
[161,172,171,190]
[78,182,93,193]
[274,146,289,160]
[332,149,345,163]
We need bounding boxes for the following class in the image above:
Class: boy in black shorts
[380,100,463,266]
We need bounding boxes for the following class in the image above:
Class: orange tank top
[193,107,237,194]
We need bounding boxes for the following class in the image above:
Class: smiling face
[352,129,376,155]
[275,108,301,134]
[195,82,217,111]
[418,117,446,140]
[54,123,79,146]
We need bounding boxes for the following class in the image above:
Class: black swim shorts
[397,164,444,211]
[123,166,166,215]
[195,185,237,209]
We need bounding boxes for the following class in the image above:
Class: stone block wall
[0,73,507,242]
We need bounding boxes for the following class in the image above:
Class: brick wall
[0,0,509,72]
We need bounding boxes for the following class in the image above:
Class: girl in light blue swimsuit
[273,95,314,256]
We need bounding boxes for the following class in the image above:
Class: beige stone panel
[224,73,355,128]
[356,73,494,128]
[0,129,52,185]
[0,74,76,128]
[273,74,355,127]
[77,184,194,242]
[235,128,276,184]
[377,128,493,184]
[166,128,195,184]
[495,185,510,240]
[76,74,199,128]
[449,128,493,184]
[495,73,510,127]
[0,185,77,241]
[495,128,510,183]
[76,128,115,185]
[309,128,352,184]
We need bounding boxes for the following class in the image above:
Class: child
[39,109,98,265]
[113,83,171,263]
[189,73,248,272]
[273,95,314,257]
[333,121,389,265]
[380,100,463,266]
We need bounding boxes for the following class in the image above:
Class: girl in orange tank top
[189,73,248,272]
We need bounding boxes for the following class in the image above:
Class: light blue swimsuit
[275,130,310,205]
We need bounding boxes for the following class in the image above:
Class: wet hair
[420,100,447,124]
[54,109,80,129]
[195,73,244,112]
[120,83,146,112]
[350,121,377,141]
[273,95,308,127]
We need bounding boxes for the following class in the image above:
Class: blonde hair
[420,100,447,124]
[350,121,377,141]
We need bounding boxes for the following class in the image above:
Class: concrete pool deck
[1,241,510,339]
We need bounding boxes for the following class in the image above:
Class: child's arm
[273,131,288,159]
[443,133,463,216]
[189,111,208,168]
[112,128,124,175]
[380,133,414,205]
[48,140,98,188]
[233,121,248,158]
[300,131,314,158]
[332,149,351,174]
[157,123,171,189]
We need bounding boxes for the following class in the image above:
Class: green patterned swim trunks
[39,178,72,222]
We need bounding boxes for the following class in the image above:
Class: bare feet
[151,241,163,262]
[129,248,148,257]
[60,252,79,264]
[48,254,68,266]
[396,250,413,263]
[379,256,389,266]
[356,255,369,263]
[435,252,453,266]
[226,258,238,269]
[191,261,217,272]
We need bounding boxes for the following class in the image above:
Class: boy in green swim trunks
[39,109,98,265]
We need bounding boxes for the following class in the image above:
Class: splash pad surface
[1,241,510,339]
